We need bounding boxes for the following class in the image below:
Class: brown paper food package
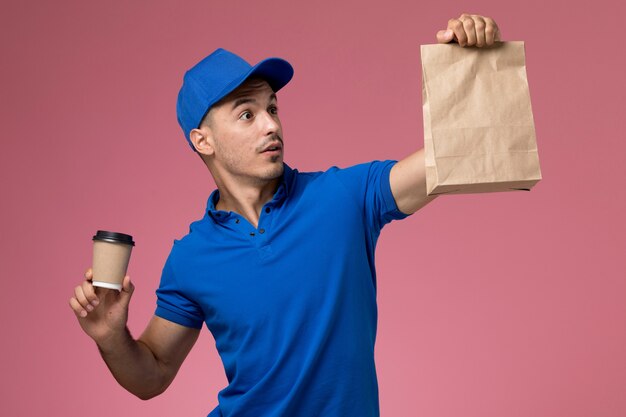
[421,41,542,195]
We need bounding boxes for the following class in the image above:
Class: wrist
[95,326,133,355]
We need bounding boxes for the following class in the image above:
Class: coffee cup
[91,230,135,291]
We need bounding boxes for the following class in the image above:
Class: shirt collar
[206,163,295,221]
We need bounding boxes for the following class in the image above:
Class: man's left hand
[436,13,501,47]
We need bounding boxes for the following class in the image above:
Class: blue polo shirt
[155,160,409,417]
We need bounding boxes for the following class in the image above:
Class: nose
[260,110,280,136]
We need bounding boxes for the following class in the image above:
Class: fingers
[444,13,500,47]
[472,16,486,47]
[448,18,467,46]
[69,269,99,318]
[69,296,88,318]
[460,15,477,46]
[484,16,500,45]
[436,29,454,44]
[118,275,135,308]
[70,280,100,318]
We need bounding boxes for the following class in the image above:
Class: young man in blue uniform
[70,14,501,417]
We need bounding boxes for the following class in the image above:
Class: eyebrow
[231,93,277,111]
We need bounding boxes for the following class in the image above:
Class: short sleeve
[155,249,204,329]
[333,160,410,235]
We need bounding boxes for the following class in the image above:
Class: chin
[264,162,284,180]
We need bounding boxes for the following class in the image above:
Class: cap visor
[247,57,294,92]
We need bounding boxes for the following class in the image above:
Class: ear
[189,126,215,157]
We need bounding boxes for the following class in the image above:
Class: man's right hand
[68,268,200,399]
[69,268,134,346]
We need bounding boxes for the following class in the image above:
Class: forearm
[71,276,197,399]
[96,327,170,400]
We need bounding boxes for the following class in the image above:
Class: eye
[269,105,279,115]
[239,111,253,120]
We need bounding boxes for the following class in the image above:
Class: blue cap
[176,48,294,151]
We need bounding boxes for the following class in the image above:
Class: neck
[213,174,281,229]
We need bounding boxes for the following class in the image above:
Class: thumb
[119,275,134,307]
[436,29,455,44]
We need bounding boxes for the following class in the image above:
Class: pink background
[2,0,624,416]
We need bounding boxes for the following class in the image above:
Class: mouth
[261,142,283,154]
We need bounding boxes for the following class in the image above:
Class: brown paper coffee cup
[92,230,135,291]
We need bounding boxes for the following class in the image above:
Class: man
[70,13,501,417]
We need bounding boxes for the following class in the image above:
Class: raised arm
[390,13,501,215]
[389,148,436,215]
[70,270,200,400]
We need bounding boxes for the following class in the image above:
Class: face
[195,78,284,185]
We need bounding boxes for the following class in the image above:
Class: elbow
[128,381,169,401]
[135,391,156,401]
[134,387,165,401]
[136,393,156,401]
